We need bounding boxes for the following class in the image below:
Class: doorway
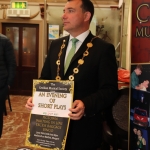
[2,23,39,95]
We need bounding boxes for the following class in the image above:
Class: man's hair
[68,0,94,23]
[136,64,142,71]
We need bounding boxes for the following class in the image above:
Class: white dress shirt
[64,30,90,64]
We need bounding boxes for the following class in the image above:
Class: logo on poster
[137,3,150,23]
[136,3,150,37]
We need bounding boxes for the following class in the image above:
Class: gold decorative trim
[0,4,8,19]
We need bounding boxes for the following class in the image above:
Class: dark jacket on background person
[40,32,118,150]
[0,33,16,88]
[0,33,16,137]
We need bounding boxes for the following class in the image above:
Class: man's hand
[135,85,142,90]
[25,97,34,110]
[68,100,85,120]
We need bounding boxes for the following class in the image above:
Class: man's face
[133,128,137,134]
[143,80,149,88]
[137,130,141,136]
[135,68,142,75]
[62,0,88,35]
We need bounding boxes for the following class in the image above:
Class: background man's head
[137,129,143,136]
[133,127,137,134]
[134,64,142,75]
[142,80,149,88]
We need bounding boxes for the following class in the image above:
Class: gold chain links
[55,36,98,81]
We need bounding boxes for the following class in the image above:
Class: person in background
[131,65,143,107]
[130,126,138,150]
[0,33,16,138]
[25,0,118,149]
[138,80,149,91]
[137,129,146,150]
[131,64,142,90]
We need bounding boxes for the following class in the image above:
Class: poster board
[130,1,150,150]
[49,25,59,39]
[25,80,74,150]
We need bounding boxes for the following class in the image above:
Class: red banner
[132,0,150,63]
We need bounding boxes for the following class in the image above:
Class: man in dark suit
[25,0,118,149]
[0,33,16,137]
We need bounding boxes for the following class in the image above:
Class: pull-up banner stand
[130,0,150,150]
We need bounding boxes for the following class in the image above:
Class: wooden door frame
[0,19,44,77]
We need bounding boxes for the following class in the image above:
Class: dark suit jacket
[0,34,16,138]
[40,32,118,150]
[0,34,16,88]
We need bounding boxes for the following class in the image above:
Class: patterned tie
[64,38,78,73]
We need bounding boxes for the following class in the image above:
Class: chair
[4,90,12,116]
[102,87,129,150]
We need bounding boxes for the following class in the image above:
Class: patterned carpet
[0,95,42,150]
